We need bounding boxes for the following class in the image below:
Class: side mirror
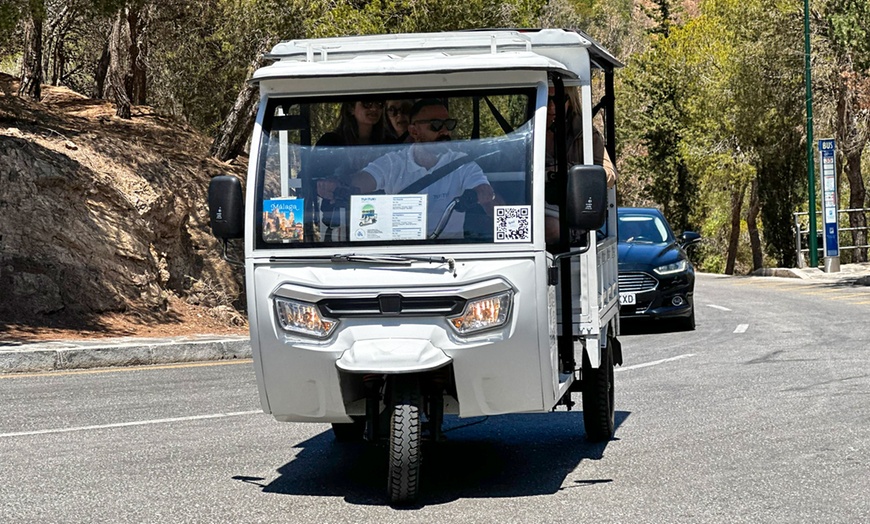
[679,231,701,246]
[208,176,244,240]
[566,164,607,232]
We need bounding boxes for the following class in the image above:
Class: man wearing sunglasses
[318,98,494,238]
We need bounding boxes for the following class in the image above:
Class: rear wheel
[387,376,422,504]
[582,337,615,442]
[331,417,365,442]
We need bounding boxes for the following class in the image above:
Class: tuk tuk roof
[253,28,622,83]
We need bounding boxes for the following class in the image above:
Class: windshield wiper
[331,253,456,273]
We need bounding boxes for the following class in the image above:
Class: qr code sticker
[494,205,531,243]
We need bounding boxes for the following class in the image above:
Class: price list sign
[818,139,839,257]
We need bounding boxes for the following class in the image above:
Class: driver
[317,99,494,237]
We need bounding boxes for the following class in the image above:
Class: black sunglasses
[358,101,384,109]
[413,118,457,132]
[386,105,410,116]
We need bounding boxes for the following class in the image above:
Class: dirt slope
[0,74,248,341]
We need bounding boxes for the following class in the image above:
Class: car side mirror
[679,231,701,246]
[208,176,244,240]
[566,164,607,232]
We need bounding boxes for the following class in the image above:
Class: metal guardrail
[793,208,870,268]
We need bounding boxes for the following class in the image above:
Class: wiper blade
[331,254,413,265]
[331,253,456,273]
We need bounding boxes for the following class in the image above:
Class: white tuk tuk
[208,28,623,503]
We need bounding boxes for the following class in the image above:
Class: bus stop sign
[818,139,839,268]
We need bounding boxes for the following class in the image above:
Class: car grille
[318,296,466,317]
[619,272,658,293]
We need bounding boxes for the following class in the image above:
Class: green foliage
[823,0,870,71]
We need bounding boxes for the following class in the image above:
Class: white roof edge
[268,29,590,60]
[251,51,575,82]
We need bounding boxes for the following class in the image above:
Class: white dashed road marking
[708,304,732,311]
[734,324,749,333]
[0,410,262,439]
[616,354,695,372]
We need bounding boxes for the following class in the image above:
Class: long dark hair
[332,101,387,145]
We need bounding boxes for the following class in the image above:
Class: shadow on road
[620,317,687,335]
[238,411,629,507]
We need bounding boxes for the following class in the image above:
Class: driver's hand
[474,184,496,215]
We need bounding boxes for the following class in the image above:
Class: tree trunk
[724,181,747,275]
[127,7,147,105]
[747,178,763,271]
[210,42,272,161]
[108,9,131,119]
[18,7,44,101]
[94,40,110,99]
[44,4,71,86]
[843,150,868,262]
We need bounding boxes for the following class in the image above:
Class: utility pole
[804,0,818,267]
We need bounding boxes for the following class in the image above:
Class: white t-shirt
[363,146,489,237]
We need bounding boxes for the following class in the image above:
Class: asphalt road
[2,274,869,523]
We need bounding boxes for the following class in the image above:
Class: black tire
[331,416,365,442]
[582,337,615,442]
[387,376,422,504]
[676,306,696,331]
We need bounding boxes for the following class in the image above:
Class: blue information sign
[818,139,839,257]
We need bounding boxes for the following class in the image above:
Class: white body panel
[242,29,619,422]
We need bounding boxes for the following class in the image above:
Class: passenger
[317,99,388,148]
[545,86,617,243]
[316,99,389,232]
[317,98,494,238]
[385,99,413,143]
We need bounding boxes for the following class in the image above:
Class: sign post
[818,139,839,272]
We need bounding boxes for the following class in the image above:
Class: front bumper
[618,271,694,320]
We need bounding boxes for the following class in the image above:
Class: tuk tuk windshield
[255,89,535,248]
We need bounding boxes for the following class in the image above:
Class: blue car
[617,208,701,330]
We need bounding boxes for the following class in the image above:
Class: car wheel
[582,337,615,442]
[387,375,422,504]
[677,306,696,331]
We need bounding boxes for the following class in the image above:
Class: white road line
[0,410,261,439]
[616,354,695,372]
[707,304,732,311]
[734,324,749,333]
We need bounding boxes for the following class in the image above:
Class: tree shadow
[235,411,630,507]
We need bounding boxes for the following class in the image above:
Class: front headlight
[274,297,338,338]
[448,291,513,335]
[654,259,688,275]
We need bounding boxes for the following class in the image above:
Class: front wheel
[387,375,422,504]
[582,337,615,442]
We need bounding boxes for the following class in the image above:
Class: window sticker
[350,195,427,241]
[263,198,304,242]
[494,205,531,242]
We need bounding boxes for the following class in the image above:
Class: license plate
[619,292,636,306]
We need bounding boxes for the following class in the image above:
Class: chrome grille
[618,272,658,293]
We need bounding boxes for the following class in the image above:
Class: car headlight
[448,291,513,335]
[274,297,338,338]
[654,259,688,275]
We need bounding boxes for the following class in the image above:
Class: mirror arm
[548,243,591,286]
[220,239,245,268]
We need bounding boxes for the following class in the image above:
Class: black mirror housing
[566,164,607,232]
[208,176,244,240]
[679,231,701,246]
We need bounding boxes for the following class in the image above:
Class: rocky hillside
[0,74,248,338]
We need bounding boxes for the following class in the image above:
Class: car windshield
[255,89,535,249]
[617,214,672,244]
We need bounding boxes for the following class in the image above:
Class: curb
[0,336,251,374]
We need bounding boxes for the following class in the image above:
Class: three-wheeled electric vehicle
[208,28,623,503]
